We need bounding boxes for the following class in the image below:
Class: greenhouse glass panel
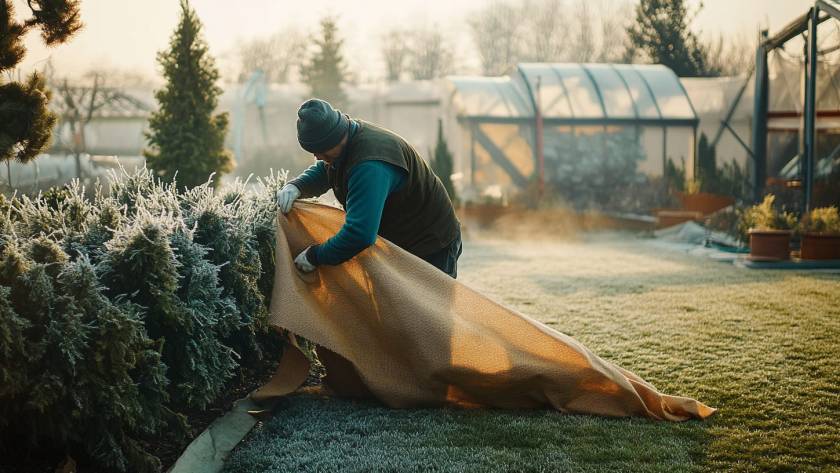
[542,125,575,184]
[468,122,534,192]
[553,64,604,118]
[516,63,573,118]
[638,126,665,176]
[454,123,472,186]
[665,127,696,179]
[767,131,799,178]
[542,125,646,209]
[448,77,531,118]
[472,142,508,188]
[768,51,803,113]
[814,131,840,207]
[478,122,534,179]
[635,66,695,119]
[615,67,661,119]
[816,60,840,112]
[584,64,636,119]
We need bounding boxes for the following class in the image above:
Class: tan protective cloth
[254,202,715,421]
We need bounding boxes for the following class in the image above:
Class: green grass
[223,236,840,473]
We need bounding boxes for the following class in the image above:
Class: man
[276,98,462,278]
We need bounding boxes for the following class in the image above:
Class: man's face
[314,133,349,164]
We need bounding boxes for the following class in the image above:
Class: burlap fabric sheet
[252,202,715,421]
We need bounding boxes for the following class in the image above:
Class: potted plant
[460,189,509,229]
[739,195,797,261]
[799,206,840,260]
[677,180,735,217]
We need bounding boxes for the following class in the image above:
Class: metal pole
[469,122,476,187]
[662,126,668,175]
[799,28,809,191]
[535,76,545,200]
[691,125,697,182]
[804,7,819,213]
[750,30,770,203]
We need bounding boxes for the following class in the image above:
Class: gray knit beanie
[296,98,349,153]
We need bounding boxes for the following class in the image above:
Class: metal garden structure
[445,63,698,202]
[750,0,840,210]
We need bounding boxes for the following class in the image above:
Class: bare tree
[520,0,569,62]
[570,0,595,62]
[704,33,755,76]
[468,1,524,75]
[464,0,640,73]
[381,29,410,82]
[407,27,453,80]
[236,28,305,83]
[597,1,632,62]
[50,72,150,178]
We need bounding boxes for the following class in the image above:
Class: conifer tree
[432,119,456,201]
[697,132,717,192]
[0,0,82,163]
[626,0,717,77]
[144,0,233,189]
[300,16,348,109]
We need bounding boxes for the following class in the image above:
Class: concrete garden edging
[167,397,266,473]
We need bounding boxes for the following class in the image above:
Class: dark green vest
[327,120,459,257]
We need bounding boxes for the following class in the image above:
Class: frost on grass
[0,168,287,472]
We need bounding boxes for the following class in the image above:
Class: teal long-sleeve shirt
[289,159,406,266]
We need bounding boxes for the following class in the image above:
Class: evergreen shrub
[0,169,285,471]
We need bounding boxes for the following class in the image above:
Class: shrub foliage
[0,169,284,471]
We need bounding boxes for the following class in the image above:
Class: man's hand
[276,184,301,214]
[294,247,317,273]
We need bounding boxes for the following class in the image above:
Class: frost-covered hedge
[0,170,285,472]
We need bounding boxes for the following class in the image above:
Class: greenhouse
[443,63,699,203]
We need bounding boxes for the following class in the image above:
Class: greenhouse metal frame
[752,0,840,209]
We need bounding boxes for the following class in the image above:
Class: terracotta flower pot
[800,232,840,260]
[748,229,792,261]
[677,192,735,216]
[459,203,507,228]
[655,209,704,229]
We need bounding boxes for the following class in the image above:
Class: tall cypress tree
[626,0,716,77]
[144,0,233,189]
[696,132,718,192]
[432,119,456,201]
[300,16,348,109]
[0,0,82,163]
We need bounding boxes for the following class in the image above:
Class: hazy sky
[14,0,815,82]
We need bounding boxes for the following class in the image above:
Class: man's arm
[306,160,406,266]
[288,161,330,197]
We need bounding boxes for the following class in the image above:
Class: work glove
[276,183,301,214]
[294,247,317,273]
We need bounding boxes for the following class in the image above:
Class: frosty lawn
[223,235,840,473]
